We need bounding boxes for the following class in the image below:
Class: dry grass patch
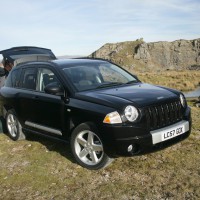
[136,70,200,92]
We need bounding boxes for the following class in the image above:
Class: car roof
[10,58,109,70]
[0,46,56,64]
[51,58,108,68]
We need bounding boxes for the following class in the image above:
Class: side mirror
[44,82,64,96]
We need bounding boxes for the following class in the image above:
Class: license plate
[162,125,184,141]
[151,120,189,145]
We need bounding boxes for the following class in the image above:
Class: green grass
[0,105,199,199]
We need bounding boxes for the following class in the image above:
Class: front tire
[6,110,25,141]
[70,123,113,170]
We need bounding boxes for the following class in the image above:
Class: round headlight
[124,105,139,122]
[180,94,186,107]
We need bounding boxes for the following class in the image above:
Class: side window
[11,69,21,87]
[5,69,21,88]
[36,68,61,92]
[21,68,37,90]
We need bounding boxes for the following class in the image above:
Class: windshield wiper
[96,82,123,89]
[125,80,138,85]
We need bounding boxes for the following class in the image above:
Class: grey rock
[89,38,200,71]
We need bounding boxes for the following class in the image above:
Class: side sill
[25,121,62,136]
[23,127,69,143]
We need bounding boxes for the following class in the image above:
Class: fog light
[127,144,140,154]
[127,145,133,152]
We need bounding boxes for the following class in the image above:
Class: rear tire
[70,122,113,170]
[6,110,25,141]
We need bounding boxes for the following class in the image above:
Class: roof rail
[74,56,112,62]
[14,55,55,65]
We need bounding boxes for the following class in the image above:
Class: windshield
[63,62,138,91]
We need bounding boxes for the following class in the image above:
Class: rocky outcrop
[89,38,200,71]
[90,39,144,67]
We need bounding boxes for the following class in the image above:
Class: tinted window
[21,68,36,90]
[36,68,61,92]
[5,68,21,88]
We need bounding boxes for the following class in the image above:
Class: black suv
[0,47,191,170]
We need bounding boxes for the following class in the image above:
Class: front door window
[36,68,61,92]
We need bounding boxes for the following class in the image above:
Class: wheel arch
[2,104,14,118]
[68,116,102,138]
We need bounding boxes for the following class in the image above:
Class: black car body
[0,47,191,169]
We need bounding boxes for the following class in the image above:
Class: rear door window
[5,68,22,88]
[21,68,37,90]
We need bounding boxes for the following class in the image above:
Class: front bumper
[100,107,191,158]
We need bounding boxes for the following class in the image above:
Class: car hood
[76,83,179,109]
[0,46,56,64]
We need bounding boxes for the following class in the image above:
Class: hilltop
[89,38,200,72]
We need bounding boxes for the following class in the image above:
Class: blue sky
[0,0,199,56]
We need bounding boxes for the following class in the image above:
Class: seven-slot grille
[145,100,184,131]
